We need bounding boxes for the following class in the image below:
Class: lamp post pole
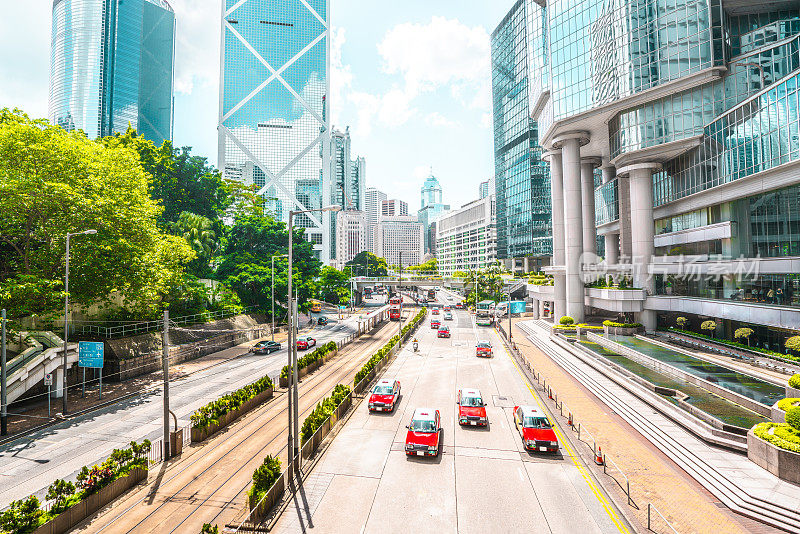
[62,229,96,415]
[287,205,340,475]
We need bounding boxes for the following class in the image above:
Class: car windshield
[411,419,437,432]
[461,396,483,407]
[523,416,552,429]
[477,342,491,349]
[373,385,393,395]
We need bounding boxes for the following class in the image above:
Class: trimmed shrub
[734,328,754,345]
[191,375,273,429]
[559,316,575,326]
[776,398,800,412]
[667,328,800,363]
[753,422,800,453]
[602,320,642,329]
[675,316,688,328]
[790,374,800,389]
[700,320,717,332]
[786,407,800,432]
[300,384,351,443]
[786,336,800,352]
[281,341,337,381]
[201,525,219,534]
[247,455,282,504]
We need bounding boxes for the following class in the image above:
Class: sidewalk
[510,318,777,534]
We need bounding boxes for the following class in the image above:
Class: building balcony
[653,221,734,249]
[584,287,647,313]
[645,296,800,330]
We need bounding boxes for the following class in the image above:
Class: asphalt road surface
[272,303,631,534]
[0,303,381,509]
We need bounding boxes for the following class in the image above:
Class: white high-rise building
[335,210,368,268]
[375,215,424,267]
[435,196,497,276]
[381,199,408,217]
[218,0,331,262]
[364,187,386,255]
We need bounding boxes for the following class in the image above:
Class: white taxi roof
[377,378,395,386]
[461,388,481,398]
[413,408,436,421]
[519,405,543,417]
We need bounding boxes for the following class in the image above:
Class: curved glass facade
[595,178,619,226]
[48,0,175,143]
[491,0,552,260]
[219,0,330,257]
[549,0,723,121]
[654,69,800,205]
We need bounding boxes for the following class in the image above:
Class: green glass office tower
[218,0,331,262]
[491,0,552,266]
[49,0,175,144]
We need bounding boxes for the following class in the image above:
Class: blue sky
[0,1,514,210]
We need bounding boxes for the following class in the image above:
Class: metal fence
[62,306,261,339]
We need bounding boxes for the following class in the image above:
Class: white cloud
[169,0,220,94]
[344,16,489,138]
[425,112,458,128]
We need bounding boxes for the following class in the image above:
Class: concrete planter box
[773,399,800,423]
[603,325,642,336]
[191,388,273,443]
[748,430,800,486]
[249,474,286,523]
[278,350,336,388]
[33,468,147,534]
[787,386,800,398]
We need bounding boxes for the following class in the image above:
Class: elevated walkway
[6,332,78,404]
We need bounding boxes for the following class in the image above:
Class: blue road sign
[509,301,527,314]
[78,341,104,368]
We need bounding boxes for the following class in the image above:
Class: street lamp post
[62,229,96,415]
[287,205,340,475]
[271,254,288,342]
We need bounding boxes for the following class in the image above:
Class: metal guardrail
[648,503,680,534]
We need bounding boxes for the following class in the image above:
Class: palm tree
[174,211,217,260]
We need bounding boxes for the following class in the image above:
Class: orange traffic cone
[548,387,554,400]
[568,413,573,427]
[595,446,604,465]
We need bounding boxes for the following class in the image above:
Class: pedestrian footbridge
[5,331,78,405]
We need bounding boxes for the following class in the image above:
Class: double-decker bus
[364,287,373,298]
[427,288,436,301]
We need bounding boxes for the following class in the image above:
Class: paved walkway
[511,319,784,534]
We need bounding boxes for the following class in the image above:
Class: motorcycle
[413,340,419,352]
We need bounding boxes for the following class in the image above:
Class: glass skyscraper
[505,0,800,346]
[418,171,449,254]
[491,0,552,265]
[49,0,175,144]
[218,0,331,262]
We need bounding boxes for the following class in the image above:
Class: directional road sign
[78,341,104,368]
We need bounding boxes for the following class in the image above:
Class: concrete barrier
[747,430,800,485]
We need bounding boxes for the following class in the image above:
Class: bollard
[568,412,573,427]
[647,503,651,529]
[577,423,581,440]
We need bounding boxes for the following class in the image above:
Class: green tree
[345,251,388,277]
[406,258,439,274]
[0,109,195,316]
[0,495,41,533]
[786,336,800,353]
[701,320,718,338]
[676,316,688,329]
[216,213,320,313]
[316,266,351,305]
[172,211,218,277]
[734,327,754,347]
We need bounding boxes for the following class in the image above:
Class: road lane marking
[499,337,632,534]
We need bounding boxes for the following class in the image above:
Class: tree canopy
[406,258,438,274]
[0,109,194,316]
[316,266,351,305]
[345,251,388,277]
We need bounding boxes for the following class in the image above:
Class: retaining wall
[747,430,800,486]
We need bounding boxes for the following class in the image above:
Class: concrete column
[554,132,589,323]
[581,158,601,261]
[532,299,540,320]
[618,163,659,331]
[601,164,619,266]
[54,367,64,398]
[544,150,566,321]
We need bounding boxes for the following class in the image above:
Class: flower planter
[33,468,147,534]
[603,325,641,336]
[249,473,286,523]
[191,388,273,443]
[279,349,337,387]
[747,430,800,486]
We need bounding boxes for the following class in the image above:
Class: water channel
[577,340,768,429]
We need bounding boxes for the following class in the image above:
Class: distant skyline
[0,0,513,209]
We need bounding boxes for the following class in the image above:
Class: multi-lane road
[0,302,382,509]
[272,302,632,534]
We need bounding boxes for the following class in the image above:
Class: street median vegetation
[353,308,426,387]
[301,384,352,444]
[280,341,337,382]
[190,374,274,431]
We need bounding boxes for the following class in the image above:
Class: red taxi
[457,388,487,426]
[405,408,441,457]
[296,337,316,350]
[368,379,401,412]
[430,318,441,329]
[437,325,450,338]
[476,340,493,357]
[513,405,559,453]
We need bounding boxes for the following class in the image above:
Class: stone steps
[519,322,800,532]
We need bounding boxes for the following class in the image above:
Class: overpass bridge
[350,277,528,298]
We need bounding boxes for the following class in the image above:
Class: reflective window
[595,179,619,226]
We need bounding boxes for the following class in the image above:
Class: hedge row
[553,324,604,332]
[752,422,800,453]
[777,398,800,412]
[280,341,337,381]
[602,320,643,328]
[667,327,800,363]
[190,374,274,429]
[790,374,800,389]
[0,440,151,533]
[300,384,351,444]
[247,455,281,505]
[353,309,426,386]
